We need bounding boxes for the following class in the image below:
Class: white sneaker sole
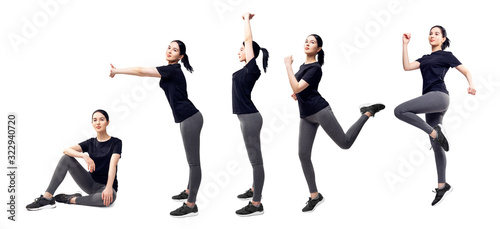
[303,197,325,213]
[27,204,56,211]
[433,186,453,206]
[237,210,264,217]
[437,124,449,151]
[170,212,199,218]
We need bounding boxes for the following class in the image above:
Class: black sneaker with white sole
[54,193,82,204]
[433,124,449,152]
[172,190,189,202]
[360,103,385,117]
[432,183,453,206]
[237,188,253,200]
[26,195,56,211]
[236,201,264,217]
[302,193,325,212]
[170,203,198,218]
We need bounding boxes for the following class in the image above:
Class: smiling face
[304,35,321,56]
[429,27,446,49]
[166,41,184,64]
[238,44,246,62]
[92,112,109,134]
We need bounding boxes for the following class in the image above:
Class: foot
[236,201,264,217]
[54,193,82,204]
[431,183,453,206]
[172,190,189,202]
[26,195,56,211]
[360,103,385,117]
[170,203,199,218]
[432,124,449,152]
[237,188,254,200]
[302,193,325,213]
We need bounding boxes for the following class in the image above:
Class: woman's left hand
[101,187,114,207]
[284,55,294,66]
[291,93,297,101]
[468,87,476,95]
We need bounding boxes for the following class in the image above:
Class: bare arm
[402,33,420,71]
[242,12,255,61]
[284,55,309,94]
[102,154,120,206]
[64,144,95,173]
[109,64,161,78]
[455,65,476,95]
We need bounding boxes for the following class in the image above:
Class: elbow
[403,66,410,71]
[136,67,146,76]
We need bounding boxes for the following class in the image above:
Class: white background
[1,0,499,228]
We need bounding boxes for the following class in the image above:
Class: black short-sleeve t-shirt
[157,64,199,123]
[416,50,462,95]
[295,62,329,118]
[79,137,122,191]
[232,58,261,114]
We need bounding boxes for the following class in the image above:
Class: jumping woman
[26,109,122,210]
[395,25,476,206]
[109,40,203,217]
[233,12,269,217]
[284,34,385,212]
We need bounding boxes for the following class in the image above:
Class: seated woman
[26,109,122,210]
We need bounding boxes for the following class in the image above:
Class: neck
[96,132,111,142]
[168,60,179,65]
[431,46,442,53]
[305,55,317,64]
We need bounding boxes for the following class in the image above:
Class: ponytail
[172,40,194,73]
[317,49,324,66]
[181,53,194,73]
[441,37,451,51]
[260,48,269,73]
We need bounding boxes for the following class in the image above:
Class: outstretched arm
[102,153,120,207]
[242,12,255,61]
[109,64,161,78]
[284,55,309,94]
[455,65,476,95]
[402,33,420,71]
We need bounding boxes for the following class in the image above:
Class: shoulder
[157,64,182,75]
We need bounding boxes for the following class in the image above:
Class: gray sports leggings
[394,91,449,183]
[46,154,117,207]
[299,106,369,193]
[237,112,264,202]
[180,111,203,203]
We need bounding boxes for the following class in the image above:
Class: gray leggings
[180,111,203,203]
[46,155,117,207]
[299,106,369,193]
[237,112,265,202]
[394,91,449,183]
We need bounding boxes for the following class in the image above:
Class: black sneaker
[360,103,385,117]
[54,193,82,204]
[172,190,189,202]
[433,124,449,152]
[170,203,199,218]
[236,201,264,217]
[431,183,453,206]
[302,193,325,213]
[26,195,56,211]
[237,188,253,200]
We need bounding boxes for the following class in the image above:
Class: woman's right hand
[242,12,254,20]
[109,63,116,78]
[402,33,411,44]
[83,155,95,173]
[291,93,297,101]
[284,55,294,66]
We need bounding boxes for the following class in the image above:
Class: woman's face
[92,112,109,133]
[304,36,321,56]
[238,44,246,62]
[166,42,183,63]
[429,27,446,48]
